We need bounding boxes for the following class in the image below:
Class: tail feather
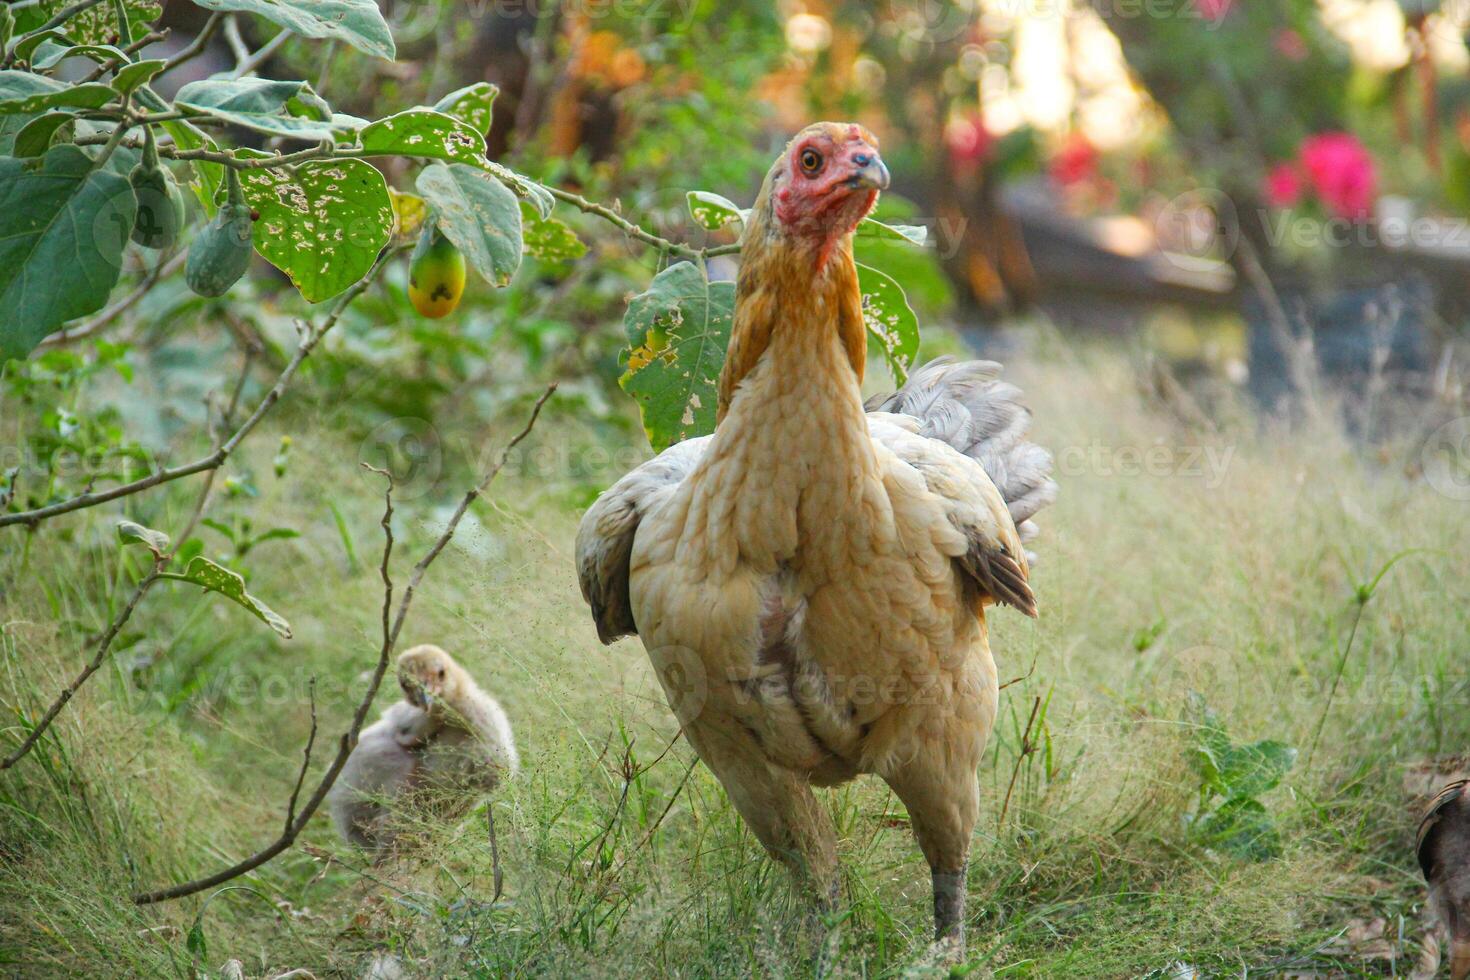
[867,356,1058,543]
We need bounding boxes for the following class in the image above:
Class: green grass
[2,336,1467,977]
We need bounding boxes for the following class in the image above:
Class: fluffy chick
[328,644,518,850]
[1419,779,1470,980]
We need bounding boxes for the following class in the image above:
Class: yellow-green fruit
[408,225,466,319]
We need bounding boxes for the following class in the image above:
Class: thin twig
[1305,599,1369,770]
[1,566,162,769]
[131,384,557,905]
[229,29,290,79]
[2,247,403,530]
[283,680,318,834]
[160,11,224,74]
[997,696,1043,832]
[77,29,169,82]
[487,805,504,904]
[544,186,740,260]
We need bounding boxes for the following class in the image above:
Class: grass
[1,332,1467,977]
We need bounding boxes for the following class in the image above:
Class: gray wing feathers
[866,357,1058,533]
[575,436,708,644]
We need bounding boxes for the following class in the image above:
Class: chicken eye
[799,148,823,175]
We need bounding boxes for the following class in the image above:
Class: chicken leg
[884,748,981,951]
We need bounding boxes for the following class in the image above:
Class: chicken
[1419,779,1470,980]
[329,644,518,850]
[576,122,1056,950]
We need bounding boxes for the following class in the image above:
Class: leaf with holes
[175,78,355,141]
[160,556,292,638]
[857,218,929,247]
[482,159,553,219]
[26,0,161,47]
[0,71,115,114]
[432,82,498,137]
[0,145,134,362]
[359,109,486,166]
[238,158,393,302]
[116,519,171,557]
[686,190,746,231]
[855,262,919,385]
[521,202,585,263]
[416,162,522,287]
[619,261,733,450]
[188,0,394,60]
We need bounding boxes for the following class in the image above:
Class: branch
[1,566,162,769]
[159,11,224,75]
[77,29,169,83]
[132,383,557,905]
[544,186,739,260]
[1,247,403,530]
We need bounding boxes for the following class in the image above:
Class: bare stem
[997,696,1042,832]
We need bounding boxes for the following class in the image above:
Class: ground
[1,333,1467,978]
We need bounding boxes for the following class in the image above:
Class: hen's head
[397,643,462,709]
[761,121,888,257]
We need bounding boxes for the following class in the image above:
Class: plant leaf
[111,58,167,95]
[0,145,133,362]
[1216,739,1296,799]
[619,261,734,450]
[1193,797,1282,861]
[175,77,355,141]
[0,71,115,114]
[521,202,585,263]
[188,0,394,60]
[415,162,523,287]
[855,262,920,385]
[239,157,393,302]
[481,159,554,219]
[116,519,170,557]
[163,556,292,638]
[13,112,74,156]
[28,0,160,48]
[359,109,486,166]
[857,217,929,247]
[432,82,498,137]
[686,190,746,231]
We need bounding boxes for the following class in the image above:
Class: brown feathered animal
[576,122,1056,951]
[1419,779,1470,980]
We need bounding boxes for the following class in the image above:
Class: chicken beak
[850,150,890,191]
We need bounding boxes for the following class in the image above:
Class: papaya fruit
[408,224,466,318]
[186,168,254,298]
[129,127,185,250]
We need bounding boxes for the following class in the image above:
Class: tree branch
[131,383,557,905]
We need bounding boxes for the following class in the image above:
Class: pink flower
[1265,163,1303,208]
[1197,0,1233,22]
[1273,28,1308,60]
[944,114,993,168]
[1299,132,1377,220]
[1049,134,1098,187]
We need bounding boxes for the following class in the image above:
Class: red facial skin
[773,123,884,269]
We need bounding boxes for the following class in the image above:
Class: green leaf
[686,190,746,231]
[184,914,207,961]
[0,71,115,114]
[13,112,74,156]
[856,217,929,247]
[0,145,133,362]
[0,6,13,54]
[618,261,734,450]
[1193,797,1282,861]
[238,157,393,303]
[359,109,486,166]
[855,262,919,385]
[30,41,127,70]
[188,0,395,60]
[1215,739,1296,799]
[111,58,166,95]
[521,202,585,263]
[161,556,292,638]
[175,77,355,141]
[432,82,498,137]
[29,0,160,48]
[416,162,522,287]
[116,519,170,557]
